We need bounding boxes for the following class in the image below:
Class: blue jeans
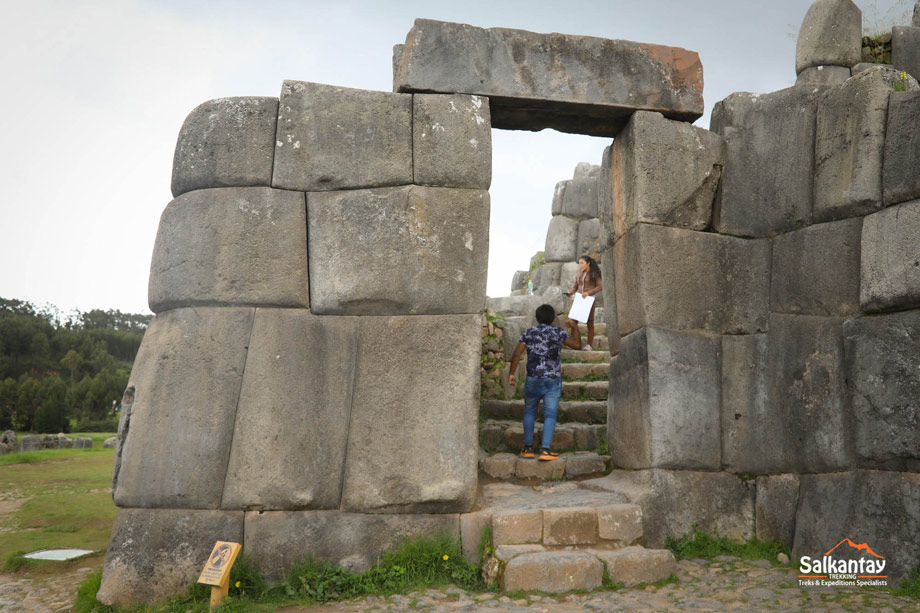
[523,376,562,450]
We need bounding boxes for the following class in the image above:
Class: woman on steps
[508,304,581,461]
[564,255,603,350]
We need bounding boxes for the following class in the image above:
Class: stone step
[480,451,609,481]
[562,349,610,363]
[480,420,606,454]
[562,362,610,379]
[562,380,608,399]
[577,322,608,335]
[481,399,607,424]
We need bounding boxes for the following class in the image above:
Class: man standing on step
[508,304,582,461]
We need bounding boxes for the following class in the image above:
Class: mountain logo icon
[824,538,884,559]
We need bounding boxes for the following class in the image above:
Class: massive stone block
[544,215,580,263]
[576,219,603,259]
[551,181,567,216]
[844,311,920,471]
[796,65,851,87]
[606,111,722,243]
[341,315,480,513]
[560,178,598,220]
[413,93,491,189]
[503,551,603,593]
[585,469,754,548]
[794,470,920,584]
[721,334,783,474]
[97,509,244,608]
[767,314,852,473]
[113,307,254,509]
[755,474,799,549]
[710,87,817,237]
[815,67,917,222]
[861,199,920,312]
[608,327,721,470]
[893,26,920,83]
[598,145,615,247]
[614,224,770,336]
[221,309,358,510]
[531,262,561,290]
[272,81,412,191]
[307,186,489,315]
[795,0,862,74]
[148,187,308,313]
[171,97,278,197]
[770,217,862,317]
[573,162,599,180]
[394,19,703,137]
[599,249,620,355]
[883,90,920,206]
[244,511,459,580]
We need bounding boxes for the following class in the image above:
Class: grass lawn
[0,447,117,572]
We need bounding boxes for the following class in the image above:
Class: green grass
[894,567,920,600]
[0,449,117,566]
[665,526,788,563]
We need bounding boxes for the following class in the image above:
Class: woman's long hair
[580,255,601,283]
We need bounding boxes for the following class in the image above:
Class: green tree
[34,376,67,433]
[0,377,16,430]
[60,349,83,386]
[15,376,42,431]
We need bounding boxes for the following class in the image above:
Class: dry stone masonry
[102,3,920,605]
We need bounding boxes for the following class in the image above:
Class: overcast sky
[0,0,912,316]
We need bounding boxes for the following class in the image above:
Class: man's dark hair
[535,304,555,325]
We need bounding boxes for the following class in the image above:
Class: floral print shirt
[520,324,569,378]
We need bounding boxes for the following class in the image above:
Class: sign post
[197,541,242,612]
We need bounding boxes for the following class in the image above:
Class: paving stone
[597,504,643,543]
[593,547,677,587]
[565,453,606,477]
[148,187,308,312]
[502,551,603,593]
[272,80,412,191]
[543,506,597,545]
[413,93,491,189]
[482,454,517,479]
[860,199,920,313]
[395,19,703,136]
[492,509,543,545]
[515,457,566,480]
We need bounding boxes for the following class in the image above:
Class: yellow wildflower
[901,71,908,81]
[235,580,241,588]
[442,554,449,561]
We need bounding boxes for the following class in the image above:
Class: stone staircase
[479,322,611,482]
[465,481,677,593]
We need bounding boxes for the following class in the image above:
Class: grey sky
[0,0,912,315]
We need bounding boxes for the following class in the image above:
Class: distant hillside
[0,298,151,433]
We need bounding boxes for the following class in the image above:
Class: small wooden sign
[198,541,241,611]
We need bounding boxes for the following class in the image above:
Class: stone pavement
[3,556,917,611]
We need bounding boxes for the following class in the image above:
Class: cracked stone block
[413,93,491,189]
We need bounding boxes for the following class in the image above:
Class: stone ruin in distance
[97,1,920,605]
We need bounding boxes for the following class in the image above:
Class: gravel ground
[2,556,917,612]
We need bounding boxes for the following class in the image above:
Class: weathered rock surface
[614,224,770,336]
[97,509,244,608]
[148,187,308,313]
[171,97,278,197]
[893,26,920,84]
[102,436,116,448]
[394,19,703,137]
[596,504,643,543]
[599,249,620,355]
[221,309,357,510]
[112,307,254,509]
[73,437,92,449]
[413,93,491,189]
[560,178,598,220]
[544,215,580,263]
[770,217,862,316]
[272,81,412,191]
[573,162,599,180]
[341,315,479,513]
[244,511,459,580]
[543,506,597,545]
[721,334,781,474]
[844,311,920,471]
[576,219,603,259]
[592,547,677,587]
[755,474,799,549]
[883,90,920,206]
[606,111,722,243]
[551,181,567,216]
[502,551,603,592]
[492,509,543,545]
[795,0,862,74]
[767,314,852,473]
[584,469,754,548]
[531,262,562,290]
[609,327,721,470]
[0,430,16,446]
[796,65,851,86]
[710,87,817,237]
[815,67,918,222]
[860,199,920,312]
[307,186,489,315]
[794,470,920,583]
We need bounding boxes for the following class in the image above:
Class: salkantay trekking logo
[798,538,888,587]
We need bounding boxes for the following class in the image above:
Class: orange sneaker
[520,445,536,459]
[538,448,559,461]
